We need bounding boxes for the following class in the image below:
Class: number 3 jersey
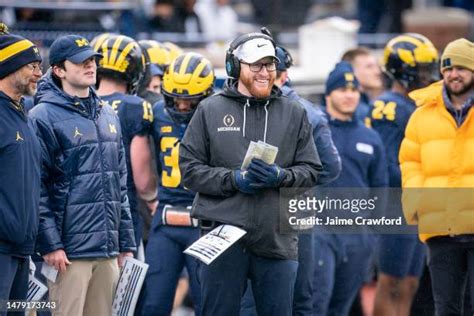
[101,92,153,209]
[368,91,416,187]
[151,101,195,206]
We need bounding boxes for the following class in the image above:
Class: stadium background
[2,0,472,104]
[2,1,472,315]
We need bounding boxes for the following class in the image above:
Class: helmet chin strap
[163,95,196,125]
[166,106,196,125]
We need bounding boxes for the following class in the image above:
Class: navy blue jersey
[101,92,153,208]
[368,91,416,187]
[151,101,195,206]
[325,116,388,188]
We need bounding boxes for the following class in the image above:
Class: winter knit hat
[440,38,473,73]
[0,34,42,79]
[325,61,360,96]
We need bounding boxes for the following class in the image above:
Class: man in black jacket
[179,32,321,316]
[0,32,42,314]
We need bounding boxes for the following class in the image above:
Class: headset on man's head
[225,27,276,79]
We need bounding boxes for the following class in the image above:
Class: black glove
[247,158,286,188]
[233,169,261,194]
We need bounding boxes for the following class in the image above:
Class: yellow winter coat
[399,81,474,242]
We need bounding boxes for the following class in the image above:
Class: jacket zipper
[94,115,110,256]
[251,105,260,231]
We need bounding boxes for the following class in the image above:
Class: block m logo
[109,123,117,134]
[75,38,89,47]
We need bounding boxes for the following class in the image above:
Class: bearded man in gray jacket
[179,31,322,316]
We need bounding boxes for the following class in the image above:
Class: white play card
[184,224,247,265]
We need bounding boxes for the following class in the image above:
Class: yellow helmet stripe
[93,33,110,52]
[0,39,34,62]
[148,47,171,65]
[109,35,124,66]
[101,38,110,67]
[398,48,416,66]
[179,53,193,75]
[147,47,161,64]
[194,59,207,78]
[413,45,438,63]
[113,41,138,72]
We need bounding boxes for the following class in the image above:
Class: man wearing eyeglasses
[179,34,322,315]
[0,33,42,313]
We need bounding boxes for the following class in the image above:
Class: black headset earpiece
[260,27,273,38]
[225,31,276,78]
[278,46,293,69]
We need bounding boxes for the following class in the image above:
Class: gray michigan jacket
[180,79,321,260]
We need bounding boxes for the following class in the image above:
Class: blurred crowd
[0,1,473,316]
[1,0,473,39]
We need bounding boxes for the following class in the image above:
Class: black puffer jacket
[180,79,321,260]
[29,71,136,259]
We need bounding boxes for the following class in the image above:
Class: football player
[139,52,215,316]
[93,34,157,256]
[138,40,175,105]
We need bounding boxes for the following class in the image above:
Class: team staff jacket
[0,92,41,256]
[179,79,322,260]
[325,115,388,189]
[281,85,341,185]
[29,72,136,259]
[369,91,416,187]
[317,113,388,243]
[400,81,474,241]
[101,92,153,212]
[151,101,195,207]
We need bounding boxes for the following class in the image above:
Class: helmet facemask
[163,94,205,124]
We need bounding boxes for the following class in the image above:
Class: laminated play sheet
[184,225,247,265]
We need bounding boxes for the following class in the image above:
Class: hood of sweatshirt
[219,78,282,142]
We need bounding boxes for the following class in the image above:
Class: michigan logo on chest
[217,114,240,132]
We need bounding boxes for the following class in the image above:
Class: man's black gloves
[247,159,286,188]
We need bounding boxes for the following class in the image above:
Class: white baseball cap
[234,38,280,64]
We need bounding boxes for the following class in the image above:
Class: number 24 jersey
[368,91,416,187]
